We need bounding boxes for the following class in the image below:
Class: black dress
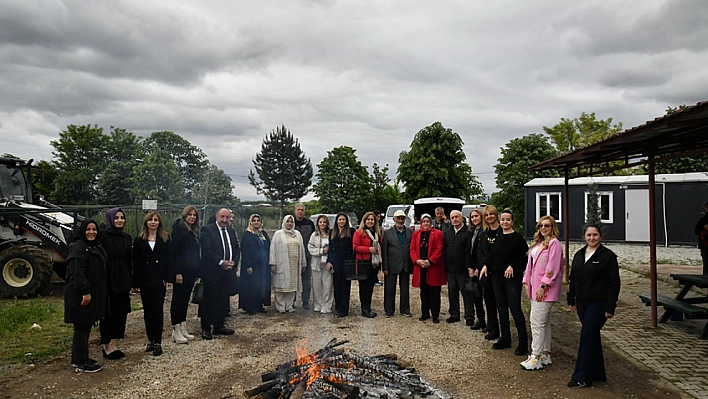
[329,228,355,316]
[239,229,272,314]
[98,226,132,342]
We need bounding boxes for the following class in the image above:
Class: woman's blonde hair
[482,205,499,230]
[532,215,559,250]
[140,211,169,242]
[359,211,381,236]
[467,209,483,229]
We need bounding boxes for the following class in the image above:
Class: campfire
[243,339,451,399]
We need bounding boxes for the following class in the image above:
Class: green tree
[248,126,313,217]
[131,150,184,203]
[370,163,391,212]
[30,160,58,203]
[199,165,237,205]
[143,131,208,203]
[50,124,108,204]
[585,182,603,227]
[313,146,372,217]
[397,122,483,202]
[97,127,144,204]
[494,133,560,230]
[543,112,623,153]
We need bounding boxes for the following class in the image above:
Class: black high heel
[102,348,125,360]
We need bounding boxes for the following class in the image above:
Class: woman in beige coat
[270,215,306,313]
[308,215,334,313]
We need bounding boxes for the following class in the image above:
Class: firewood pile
[243,339,451,399]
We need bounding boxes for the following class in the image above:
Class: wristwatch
[540,284,547,290]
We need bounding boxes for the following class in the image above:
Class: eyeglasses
[538,223,552,228]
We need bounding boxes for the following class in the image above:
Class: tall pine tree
[249,126,313,217]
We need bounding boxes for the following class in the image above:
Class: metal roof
[531,101,708,174]
[525,172,708,187]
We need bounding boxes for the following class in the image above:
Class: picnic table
[639,273,708,339]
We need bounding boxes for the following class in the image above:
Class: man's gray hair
[295,203,305,209]
[450,210,463,218]
[435,206,445,212]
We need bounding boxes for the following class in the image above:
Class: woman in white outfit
[308,215,334,313]
[270,215,306,313]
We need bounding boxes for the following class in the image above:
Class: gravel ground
[0,243,695,399]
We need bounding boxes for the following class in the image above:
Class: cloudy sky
[1,0,707,201]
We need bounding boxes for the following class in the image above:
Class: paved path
[604,265,708,399]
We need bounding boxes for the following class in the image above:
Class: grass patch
[0,297,72,365]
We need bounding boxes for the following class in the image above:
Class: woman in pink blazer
[521,215,563,370]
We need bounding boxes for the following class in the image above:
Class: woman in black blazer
[133,212,171,356]
[169,206,200,343]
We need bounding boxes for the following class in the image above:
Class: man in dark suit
[382,210,414,317]
[443,210,470,324]
[199,208,240,340]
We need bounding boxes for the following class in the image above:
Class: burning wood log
[244,339,451,399]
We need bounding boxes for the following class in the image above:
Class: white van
[407,197,465,231]
[382,204,410,230]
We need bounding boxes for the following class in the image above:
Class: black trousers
[300,264,312,304]
[170,269,197,325]
[71,323,93,365]
[99,290,130,344]
[491,273,528,344]
[333,264,351,315]
[199,272,231,329]
[358,266,378,312]
[384,271,410,315]
[572,300,608,384]
[447,271,472,319]
[420,268,442,318]
[140,285,166,344]
[702,247,708,275]
[465,276,485,323]
[481,276,499,333]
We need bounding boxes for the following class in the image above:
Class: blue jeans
[572,300,608,384]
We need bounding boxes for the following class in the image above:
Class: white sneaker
[540,353,552,365]
[172,326,188,344]
[520,356,542,370]
[180,322,195,340]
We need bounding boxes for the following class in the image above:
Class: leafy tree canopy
[397,122,483,202]
[313,146,372,218]
[647,105,708,174]
[493,133,560,231]
[543,112,622,154]
[248,125,313,216]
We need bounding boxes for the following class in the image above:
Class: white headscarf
[281,215,297,237]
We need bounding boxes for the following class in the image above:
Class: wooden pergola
[530,101,708,328]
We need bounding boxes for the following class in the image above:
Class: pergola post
[564,168,570,283]
[648,154,658,328]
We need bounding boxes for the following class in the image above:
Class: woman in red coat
[410,214,445,323]
[352,211,382,318]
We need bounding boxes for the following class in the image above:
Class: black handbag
[191,279,204,304]
[464,277,481,298]
[345,259,372,281]
[227,270,240,296]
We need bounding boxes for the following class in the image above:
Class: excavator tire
[0,245,53,297]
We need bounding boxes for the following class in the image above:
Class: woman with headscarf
[133,212,171,356]
[64,219,108,372]
[353,211,382,318]
[269,215,306,313]
[98,207,132,360]
[410,214,445,323]
[308,215,334,314]
[328,212,355,317]
[169,205,200,343]
[239,214,271,315]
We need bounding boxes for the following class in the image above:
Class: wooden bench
[639,294,708,320]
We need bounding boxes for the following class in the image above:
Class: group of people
[63,202,622,390]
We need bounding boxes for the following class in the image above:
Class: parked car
[382,204,410,230]
[407,197,465,231]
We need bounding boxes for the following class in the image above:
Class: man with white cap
[381,209,414,317]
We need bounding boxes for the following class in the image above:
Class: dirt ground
[0,279,685,399]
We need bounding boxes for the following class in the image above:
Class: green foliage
[397,122,484,202]
[382,184,405,206]
[131,150,185,202]
[494,134,560,230]
[199,165,236,205]
[97,127,144,204]
[370,163,391,212]
[0,298,72,365]
[143,131,208,203]
[313,146,372,217]
[585,182,603,227]
[543,112,622,153]
[248,126,313,216]
[31,160,58,203]
[646,105,708,174]
[50,124,108,204]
